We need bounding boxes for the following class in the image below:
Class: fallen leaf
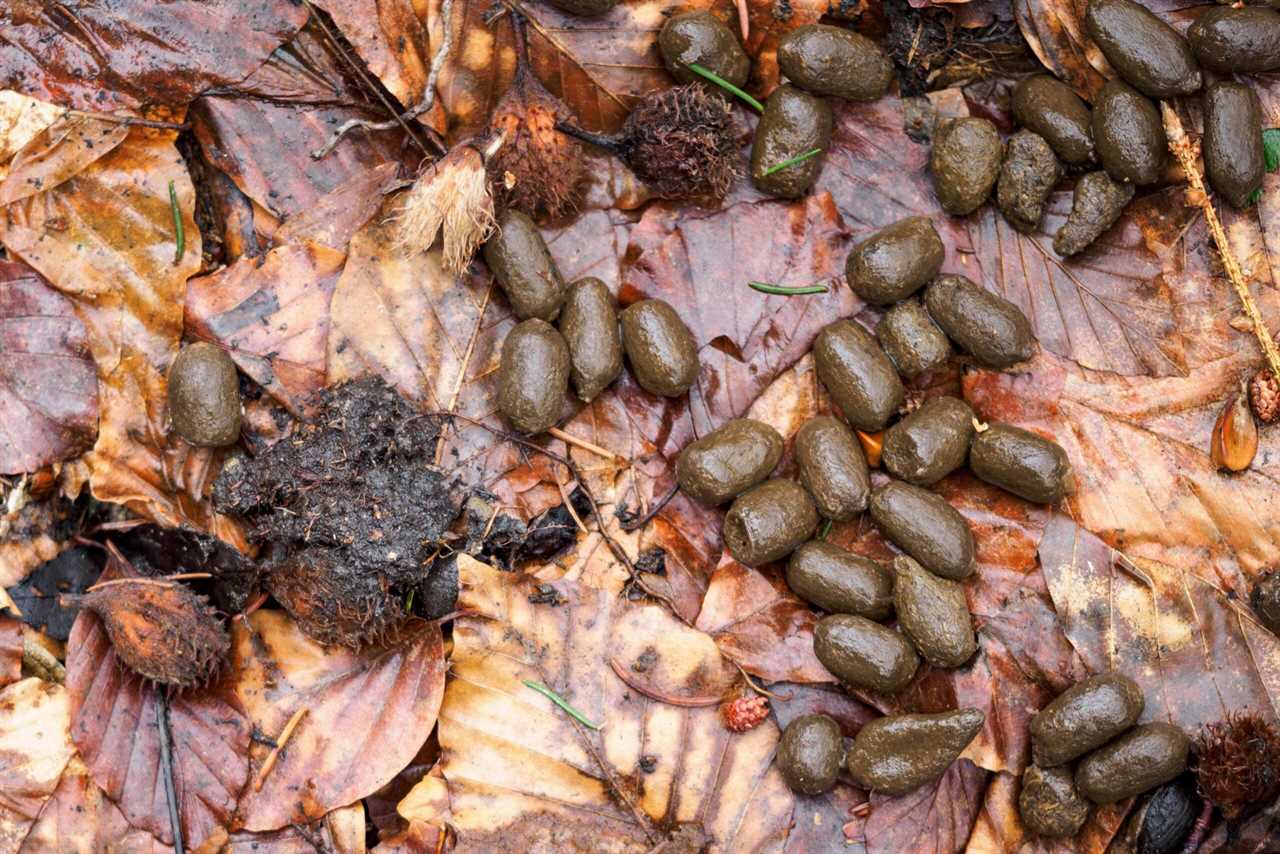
[16,755,168,854]
[0,619,19,689]
[65,604,252,848]
[312,0,435,109]
[847,760,989,854]
[272,162,403,251]
[0,260,98,474]
[0,678,76,851]
[0,115,128,206]
[0,93,62,173]
[203,802,367,853]
[438,553,801,851]
[964,771,1127,854]
[0,0,307,116]
[185,243,346,415]
[6,547,102,640]
[233,611,446,832]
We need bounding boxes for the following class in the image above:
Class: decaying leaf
[15,755,167,854]
[0,678,76,851]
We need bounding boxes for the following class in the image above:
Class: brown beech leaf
[190,21,413,228]
[965,771,1127,854]
[843,760,988,854]
[65,606,252,848]
[17,756,168,854]
[0,115,128,207]
[438,553,802,851]
[1037,515,1280,733]
[0,260,98,475]
[185,243,346,415]
[312,0,435,110]
[200,803,367,853]
[0,678,76,851]
[0,618,19,689]
[1,129,244,547]
[232,610,446,832]
[0,93,62,173]
[0,0,307,116]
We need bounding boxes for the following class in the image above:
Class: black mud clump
[212,377,462,646]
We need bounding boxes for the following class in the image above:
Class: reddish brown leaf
[846,759,988,854]
[233,611,446,832]
[65,607,252,848]
[272,162,402,251]
[185,244,346,415]
[0,260,97,474]
[0,0,307,116]
[200,803,366,853]
[17,756,168,854]
[0,619,20,690]
[313,0,435,108]
[965,771,1127,854]
[0,115,128,207]
[0,678,76,851]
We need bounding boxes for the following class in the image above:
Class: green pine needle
[748,280,829,296]
[523,680,602,730]
[1263,128,1280,173]
[820,519,833,540]
[761,148,823,176]
[1248,187,1263,207]
[168,180,184,265]
[684,63,764,113]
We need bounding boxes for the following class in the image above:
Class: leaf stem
[168,180,184,265]
[523,679,602,730]
[685,63,763,113]
[761,148,822,176]
[748,280,828,296]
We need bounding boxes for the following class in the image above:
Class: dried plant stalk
[1162,103,1280,385]
[397,136,502,273]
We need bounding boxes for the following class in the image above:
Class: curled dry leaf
[185,243,346,415]
[0,0,307,115]
[233,610,446,832]
[438,553,805,851]
[65,603,252,848]
[0,678,76,850]
[0,260,98,475]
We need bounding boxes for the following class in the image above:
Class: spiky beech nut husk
[1210,388,1258,472]
[67,581,229,688]
[1254,571,1280,635]
[616,84,741,201]
[722,694,769,732]
[487,19,584,220]
[1249,368,1280,424]
[1194,710,1280,818]
[267,549,405,649]
[396,138,498,274]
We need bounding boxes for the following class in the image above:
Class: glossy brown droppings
[558,277,623,402]
[794,416,870,520]
[497,319,571,434]
[619,298,700,397]
[931,117,1002,215]
[1019,765,1090,839]
[776,714,844,795]
[997,131,1062,234]
[1092,80,1167,186]
[870,480,976,581]
[777,24,893,102]
[970,423,1074,504]
[813,319,905,432]
[882,396,976,486]
[813,614,918,693]
[787,542,894,619]
[923,274,1034,369]
[1086,0,1202,98]
[892,555,976,668]
[675,419,784,507]
[658,11,750,88]
[167,341,242,447]
[877,299,951,379]
[846,709,985,795]
[1188,7,1280,74]
[483,209,568,322]
[723,479,818,566]
[1029,673,1145,767]
[845,217,944,305]
[1075,723,1190,804]
[750,85,833,198]
[547,0,617,14]
[1012,75,1096,165]
[1053,171,1135,257]
[1203,81,1265,210]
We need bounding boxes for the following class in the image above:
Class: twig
[523,679,602,728]
[1163,103,1280,385]
[309,0,455,158]
[547,426,623,462]
[619,484,677,532]
[736,664,791,700]
[87,573,212,593]
[156,688,185,854]
[555,470,587,534]
[435,280,495,466]
[254,707,309,791]
[303,0,436,159]
[64,109,190,130]
[168,180,185,265]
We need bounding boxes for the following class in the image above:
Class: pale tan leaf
[0,678,75,852]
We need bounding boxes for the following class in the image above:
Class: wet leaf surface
[0,0,307,115]
[233,610,446,832]
[6,546,103,641]
[0,678,75,852]
[0,260,98,474]
[16,756,168,854]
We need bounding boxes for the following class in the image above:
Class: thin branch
[254,707,309,791]
[63,109,190,130]
[310,0,455,159]
[618,483,676,532]
[547,426,623,462]
[1162,103,1280,385]
[156,688,185,854]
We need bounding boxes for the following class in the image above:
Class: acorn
[1210,384,1257,472]
[1193,711,1280,818]
[558,84,741,201]
[267,549,406,649]
[487,13,585,220]
[64,579,230,689]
